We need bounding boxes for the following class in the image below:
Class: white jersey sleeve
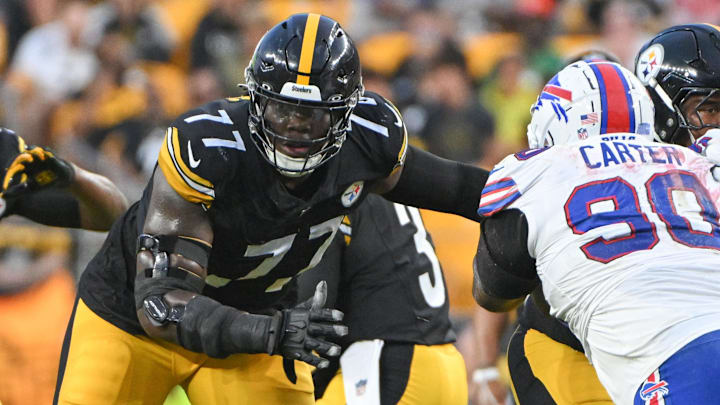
[478,148,553,217]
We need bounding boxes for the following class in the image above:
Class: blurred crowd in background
[0,0,717,404]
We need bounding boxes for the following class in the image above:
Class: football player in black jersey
[298,194,467,405]
[491,25,720,405]
[54,13,490,405]
[0,127,128,230]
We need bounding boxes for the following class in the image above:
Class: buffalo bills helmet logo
[532,74,572,123]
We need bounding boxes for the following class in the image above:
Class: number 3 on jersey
[565,170,720,263]
[393,203,446,308]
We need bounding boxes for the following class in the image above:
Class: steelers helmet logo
[341,181,364,207]
[636,44,664,84]
[0,197,6,217]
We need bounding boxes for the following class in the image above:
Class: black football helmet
[244,13,363,177]
[635,24,720,145]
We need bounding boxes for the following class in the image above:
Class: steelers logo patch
[341,181,364,207]
[636,44,664,85]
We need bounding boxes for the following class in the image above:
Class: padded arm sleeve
[8,188,81,228]
[177,295,277,358]
[383,146,489,222]
[474,209,539,299]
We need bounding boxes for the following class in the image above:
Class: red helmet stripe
[592,62,631,133]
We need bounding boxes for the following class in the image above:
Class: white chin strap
[265,146,323,178]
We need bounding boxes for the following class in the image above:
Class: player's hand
[1,145,75,199]
[269,281,347,368]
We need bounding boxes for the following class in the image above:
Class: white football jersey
[479,134,720,404]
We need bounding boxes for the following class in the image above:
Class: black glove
[268,280,347,369]
[2,145,75,199]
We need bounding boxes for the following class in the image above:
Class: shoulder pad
[158,100,249,206]
[478,148,553,216]
[348,91,408,174]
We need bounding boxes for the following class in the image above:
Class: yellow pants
[317,343,468,405]
[55,298,314,405]
[509,327,612,405]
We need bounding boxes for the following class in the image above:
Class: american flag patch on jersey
[581,112,598,125]
[478,177,521,216]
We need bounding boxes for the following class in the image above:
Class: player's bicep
[144,167,213,244]
[136,169,213,340]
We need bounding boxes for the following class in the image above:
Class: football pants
[54,298,314,405]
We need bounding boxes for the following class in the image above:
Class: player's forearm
[382,146,489,222]
[69,165,129,231]
[137,290,277,357]
[471,308,508,369]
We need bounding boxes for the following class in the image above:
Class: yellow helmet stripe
[157,127,214,205]
[297,13,321,85]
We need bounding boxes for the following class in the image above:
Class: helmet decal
[280,82,322,101]
[533,74,572,123]
[636,44,664,84]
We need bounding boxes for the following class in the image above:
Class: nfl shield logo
[577,127,589,140]
[355,379,367,396]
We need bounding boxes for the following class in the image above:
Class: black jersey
[78,91,409,335]
[300,194,456,346]
[517,296,584,352]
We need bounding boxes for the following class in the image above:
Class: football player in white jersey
[473,59,720,405]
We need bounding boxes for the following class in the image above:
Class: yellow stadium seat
[358,31,413,76]
[261,0,351,27]
[421,209,480,317]
[464,32,522,79]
